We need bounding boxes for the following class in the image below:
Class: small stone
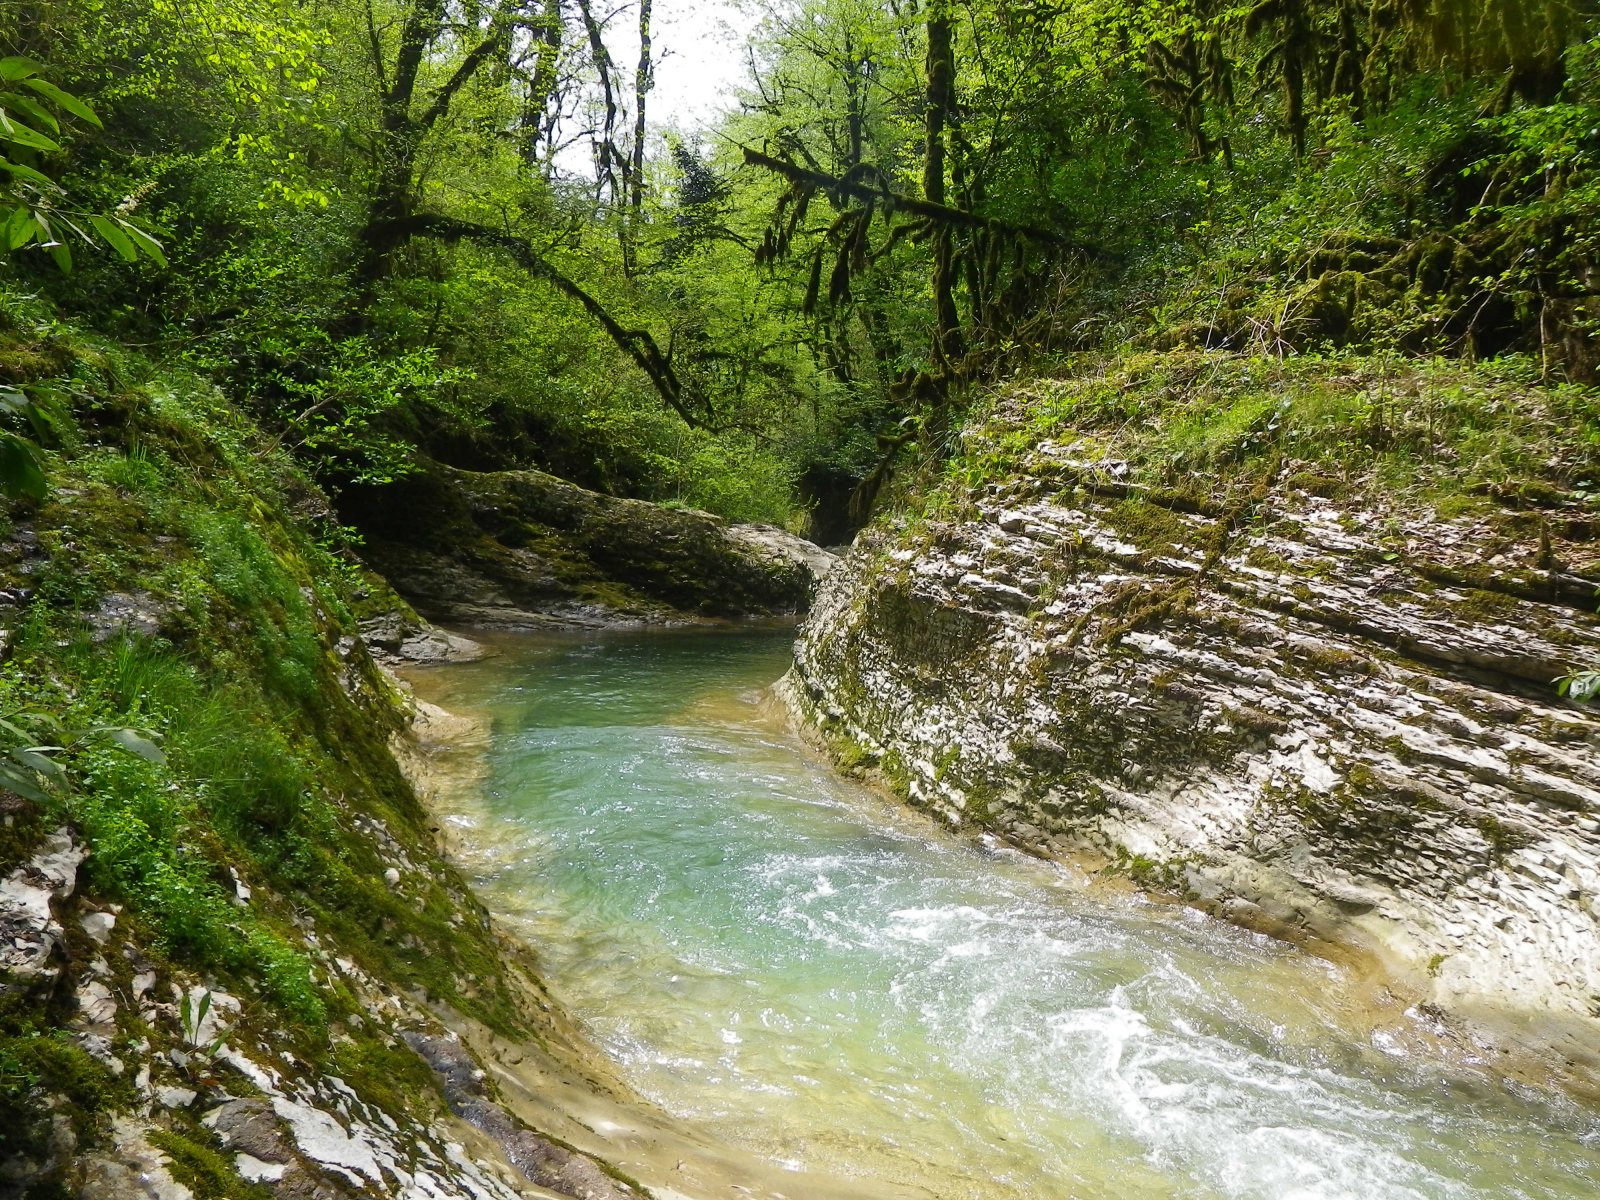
[157,1085,198,1110]
[75,979,118,1027]
[383,867,401,887]
[236,1153,286,1183]
[80,910,116,944]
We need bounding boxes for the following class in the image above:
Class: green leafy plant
[274,340,471,484]
[1555,669,1600,703]
[0,56,166,271]
[178,989,231,1061]
[0,710,164,804]
[0,386,46,502]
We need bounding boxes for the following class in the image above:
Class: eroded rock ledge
[341,463,834,628]
[785,438,1600,1093]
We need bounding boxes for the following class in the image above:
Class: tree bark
[924,6,963,362]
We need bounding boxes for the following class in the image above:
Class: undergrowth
[952,350,1600,518]
[0,288,530,1156]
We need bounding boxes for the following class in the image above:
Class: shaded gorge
[407,627,1599,1200]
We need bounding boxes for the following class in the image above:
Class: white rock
[157,1085,198,1110]
[235,1152,286,1183]
[80,910,116,943]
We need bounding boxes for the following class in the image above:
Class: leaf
[46,241,70,272]
[55,213,92,243]
[104,726,166,764]
[21,78,101,127]
[0,58,40,83]
[0,92,58,134]
[0,762,53,804]
[0,387,28,415]
[89,215,137,261]
[3,208,36,250]
[0,156,53,187]
[0,111,60,153]
[0,432,46,500]
[118,221,167,267]
[11,747,64,778]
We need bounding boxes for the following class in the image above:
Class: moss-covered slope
[0,294,725,1198]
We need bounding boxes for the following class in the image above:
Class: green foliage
[6,0,1600,536]
[0,56,165,271]
[1555,669,1600,702]
[277,339,471,485]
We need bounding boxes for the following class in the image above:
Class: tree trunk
[924,5,963,363]
[626,0,653,275]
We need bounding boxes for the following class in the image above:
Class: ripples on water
[416,627,1599,1200]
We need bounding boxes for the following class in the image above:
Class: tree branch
[740,146,1084,249]
[419,22,513,131]
[368,213,705,427]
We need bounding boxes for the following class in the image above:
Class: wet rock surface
[341,463,833,628]
[786,439,1600,1092]
[404,1032,644,1200]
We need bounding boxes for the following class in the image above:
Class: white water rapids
[412,627,1598,1200]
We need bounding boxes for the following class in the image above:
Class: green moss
[326,1032,443,1123]
[1475,813,1533,863]
[1110,846,1186,892]
[1244,544,1296,573]
[940,352,1594,528]
[1445,587,1520,622]
[1345,762,1378,790]
[1294,641,1374,676]
[1382,734,1418,764]
[960,781,1000,829]
[1105,497,1193,553]
[1224,704,1289,737]
[1432,493,1487,520]
[1097,581,1196,646]
[1284,470,1347,498]
[0,1028,129,1158]
[880,748,912,797]
[147,1125,275,1200]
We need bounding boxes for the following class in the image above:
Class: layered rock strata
[785,441,1600,1091]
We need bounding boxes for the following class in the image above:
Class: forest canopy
[2,0,1596,533]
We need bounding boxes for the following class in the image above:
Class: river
[408,625,1599,1200]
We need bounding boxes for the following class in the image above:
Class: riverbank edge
[773,671,1600,1109]
[389,652,927,1200]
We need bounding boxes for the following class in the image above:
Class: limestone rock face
[341,463,834,627]
[786,447,1600,1089]
[0,828,85,993]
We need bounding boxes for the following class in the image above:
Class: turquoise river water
[414,626,1599,1200]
